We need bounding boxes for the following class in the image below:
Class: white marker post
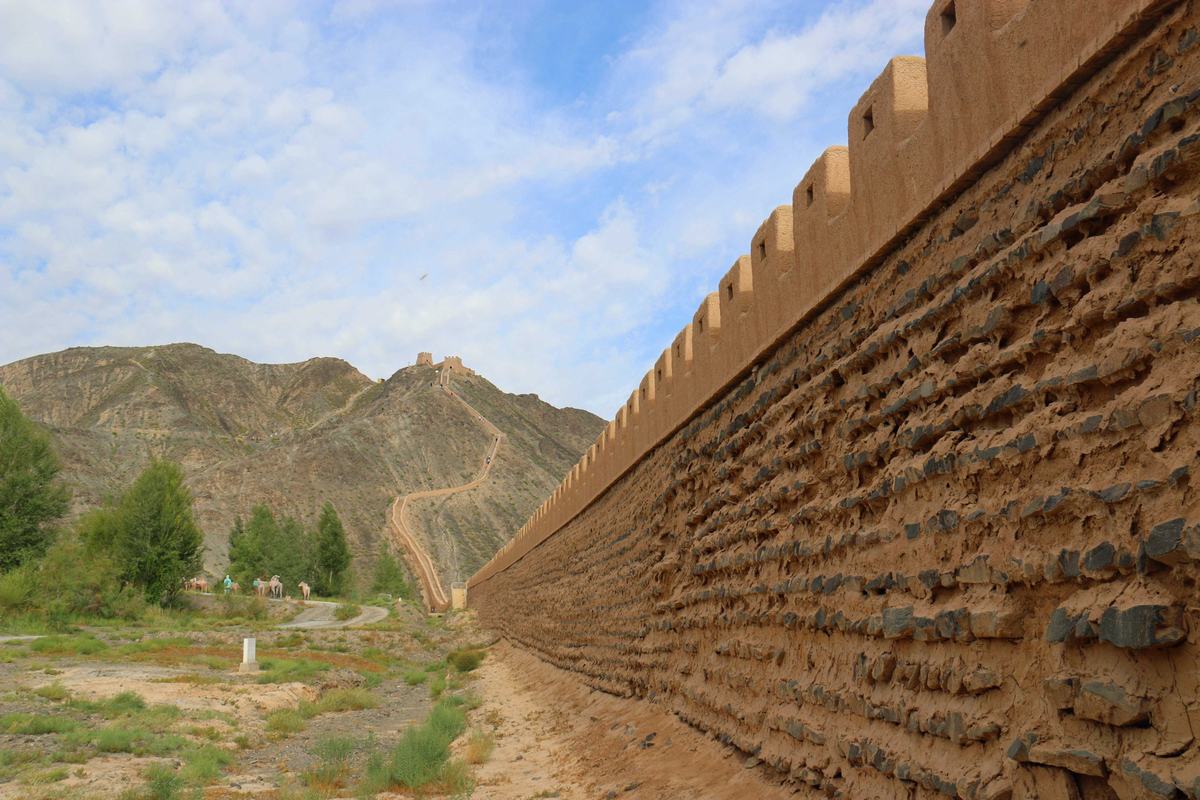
[240,637,258,673]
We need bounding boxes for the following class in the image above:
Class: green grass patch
[111,636,193,656]
[86,725,187,755]
[29,634,108,656]
[273,631,305,649]
[139,763,185,800]
[300,687,378,717]
[22,765,69,784]
[33,682,70,701]
[0,748,45,779]
[179,743,232,783]
[66,691,179,730]
[0,713,78,735]
[256,657,330,684]
[403,669,428,686]
[265,708,306,735]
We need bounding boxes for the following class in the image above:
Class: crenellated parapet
[470,0,1173,589]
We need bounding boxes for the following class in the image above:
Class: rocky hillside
[0,344,604,582]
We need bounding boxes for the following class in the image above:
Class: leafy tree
[89,460,204,605]
[227,505,320,591]
[370,543,412,600]
[0,387,69,571]
[315,502,351,596]
[228,505,274,584]
[277,515,315,586]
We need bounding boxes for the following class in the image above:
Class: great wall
[390,354,498,612]
[467,1,1200,797]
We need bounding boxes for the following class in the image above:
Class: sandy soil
[0,661,314,800]
[472,641,795,800]
[34,663,315,719]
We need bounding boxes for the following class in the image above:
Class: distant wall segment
[472,2,1200,796]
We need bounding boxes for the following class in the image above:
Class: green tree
[370,543,412,600]
[277,515,315,587]
[104,460,204,605]
[228,505,318,593]
[0,387,69,572]
[228,505,274,583]
[315,502,351,596]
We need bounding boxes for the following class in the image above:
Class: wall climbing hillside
[471,1,1200,797]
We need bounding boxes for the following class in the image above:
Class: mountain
[0,343,604,586]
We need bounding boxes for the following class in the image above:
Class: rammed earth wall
[471,1,1200,797]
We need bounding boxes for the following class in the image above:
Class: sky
[0,0,929,416]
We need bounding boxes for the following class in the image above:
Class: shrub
[24,537,146,625]
[427,700,467,742]
[403,669,428,686]
[307,735,358,787]
[0,566,35,612]
[464,729,494,765]
[364,698,468,791]
[447,649,484,673]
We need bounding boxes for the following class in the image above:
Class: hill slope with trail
[0,344,604,583]
[389,369,505,610]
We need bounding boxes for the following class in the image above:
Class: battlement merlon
[469,0,1172,591]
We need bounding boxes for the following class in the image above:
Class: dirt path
[276,599,389,629]
[471,641,795,800]
[388,369,503,612]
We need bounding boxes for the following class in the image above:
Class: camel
[298,581,311,601]
[268,575,283,599]
[253,577,268,597]
[230,582,240,593]
[189,577,208,593]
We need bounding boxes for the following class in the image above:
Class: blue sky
[0,0,928,415]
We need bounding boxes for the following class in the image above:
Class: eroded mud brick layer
[472,2,1200,797]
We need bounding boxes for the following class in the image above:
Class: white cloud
[1,0,927,415]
